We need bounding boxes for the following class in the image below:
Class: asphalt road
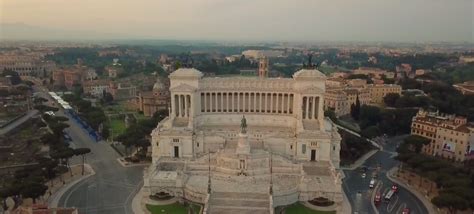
[0,110,38,135]
[35,86,145,214]
[343,135,429,214]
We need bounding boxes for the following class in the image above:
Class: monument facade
[144,67,343,213]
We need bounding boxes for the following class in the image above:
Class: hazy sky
[1,0,473,42]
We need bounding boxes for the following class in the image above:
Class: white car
[361,173,366,178]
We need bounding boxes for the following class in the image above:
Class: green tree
[50,148,75,177]
[20,182,48,203]
[383,93,400,107]
[432,193,469,214]
[34,104,59,113]
[350,96,361,120]
[73,148,91,175]
[403,135,431,153]
[34,97,48,104]
[361,126,381,139]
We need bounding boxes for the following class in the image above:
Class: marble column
[171,94,176,116]
[184,94,188,117]
[305,96,309,119]
[214,92,218,112]
[270,93,274,113]
[243,93,246,112]
[188,95,194,117]
[286,94,290,114]
[275,93,279,113]
[178,94,182,117]
[238,93,240,112]
[220,93,223,112]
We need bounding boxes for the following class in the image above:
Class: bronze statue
[240,115,247,133]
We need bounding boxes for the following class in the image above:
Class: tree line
[396,135,474,214]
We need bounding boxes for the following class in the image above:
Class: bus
[384,189,395,202]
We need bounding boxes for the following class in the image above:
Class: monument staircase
[208,191,270,214]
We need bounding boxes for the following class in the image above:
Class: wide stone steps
[208,192,270,214]
[211,198,269,207]
[211,192,268,199]
[210,206,269,214]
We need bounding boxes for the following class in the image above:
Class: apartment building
[411,109,474,162]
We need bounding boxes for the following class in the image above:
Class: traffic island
[117,157,150,167]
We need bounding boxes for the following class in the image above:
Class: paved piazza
[143,67,343,213]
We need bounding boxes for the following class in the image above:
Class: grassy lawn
[146,202,201,214]
[109,118,126,138]
[283,202,336,214]
[134,113,148,121]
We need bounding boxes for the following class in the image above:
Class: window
[173,138,179,143]
[290,145,293,150]
[302,144,306,154]
[333,145,336,151]
[197,142,199,147]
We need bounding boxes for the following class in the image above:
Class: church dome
[153,78,166,90]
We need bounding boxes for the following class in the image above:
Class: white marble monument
[143,66,343,214]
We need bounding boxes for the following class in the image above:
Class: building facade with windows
[368,84,402,105]
[411,109,474,162]
[144,67,343,213]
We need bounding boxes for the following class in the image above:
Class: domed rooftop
[153,78,166,90]
[169,68,203,78]
[292,69,326,79]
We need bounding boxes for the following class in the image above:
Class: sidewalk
[386,167,439,214]
[340,149,378,170]
[47,164,95,208]
[340,176,352,214]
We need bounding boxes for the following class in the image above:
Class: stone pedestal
[236,132,251,155]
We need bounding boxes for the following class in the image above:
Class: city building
[109,82,137,100]
[352,67,388,79]
[324,89,350,116]
[52,69,83,90]
[453,81,474,95]
[144,67,343,213]
[258,57,269,78]
[0,76,13,91]
[134,78,170,117]
[82,79,110,98]
[459,56,474,64]
[0,55,56,78]
[242,50,284,59]
[368,84,402,105]
[106,64,124,78]
[324,77,393,116]
[411,109,474,162]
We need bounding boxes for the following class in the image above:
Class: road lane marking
[387,194,399,213]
